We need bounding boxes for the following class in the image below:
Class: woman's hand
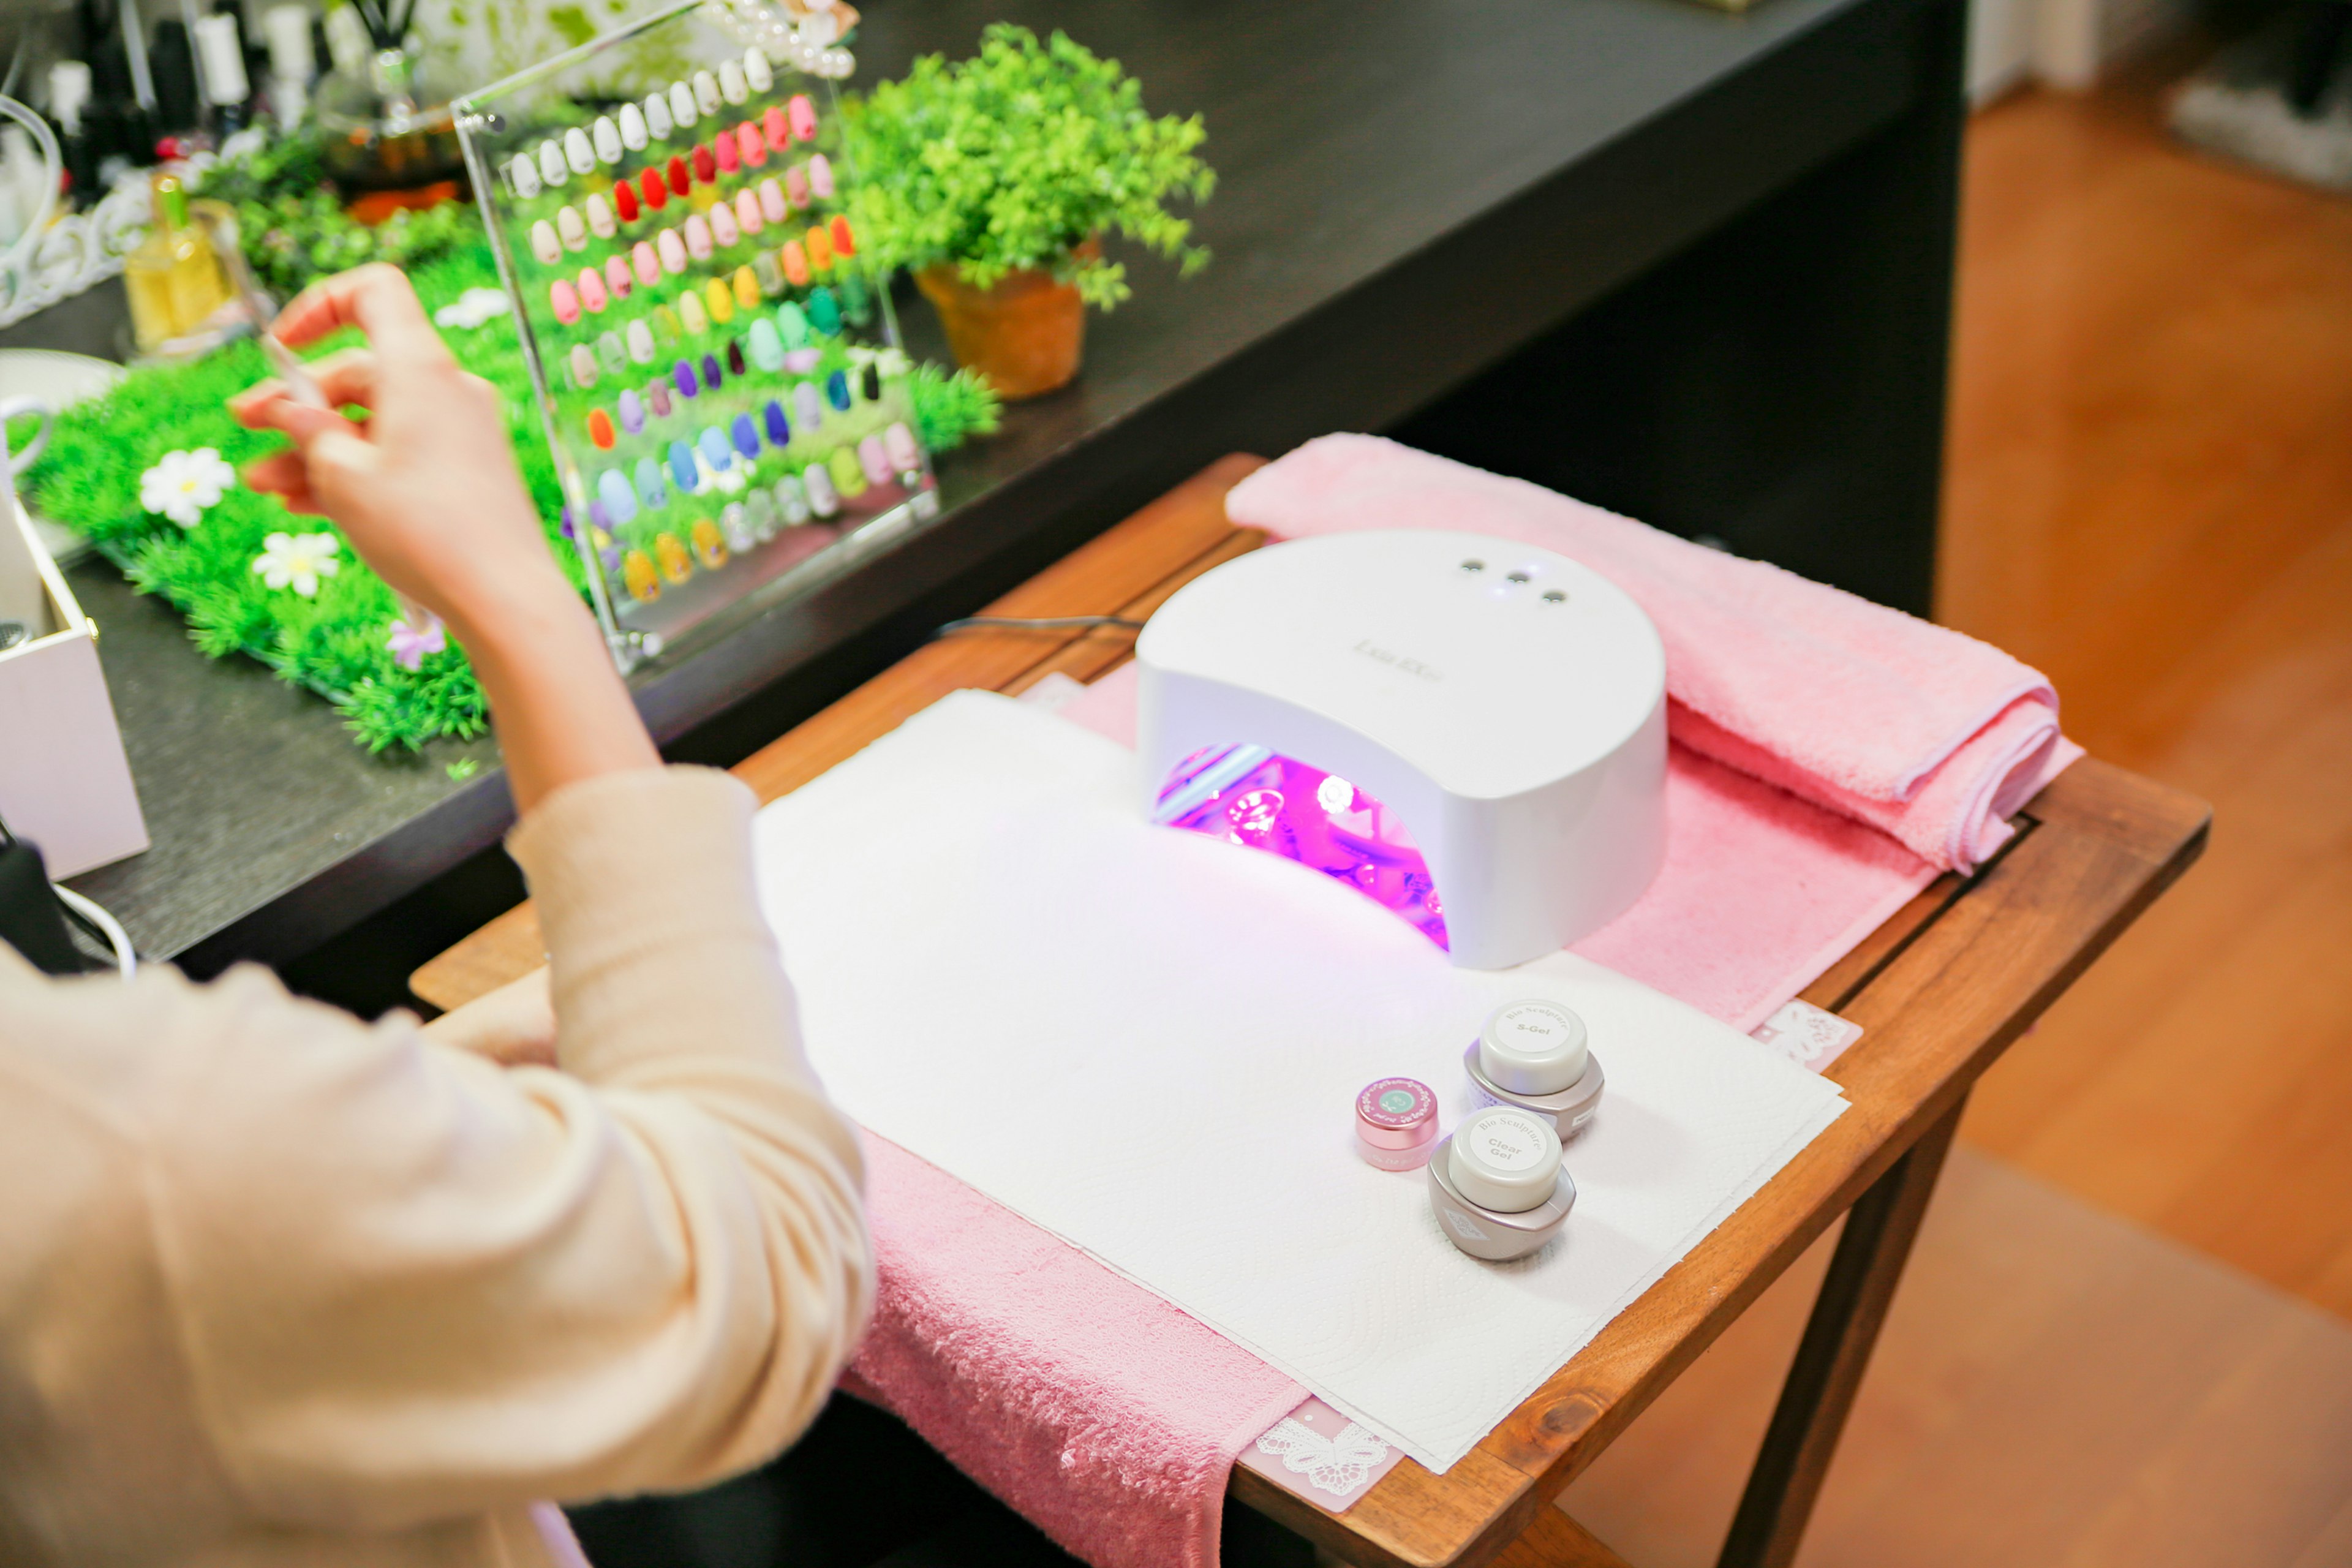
[228,263,567,631]
[230,264,658,812]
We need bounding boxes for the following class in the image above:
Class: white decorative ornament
[251,531,342,597]
[138,447,237,528]
[1254,1419,1392,1498]
[0,172,153,331]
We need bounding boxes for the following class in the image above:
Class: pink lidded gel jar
[1355,1077,1439,1170]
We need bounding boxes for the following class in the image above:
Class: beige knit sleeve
[141,766,872,1531]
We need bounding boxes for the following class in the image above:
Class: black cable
[932,614,1145,638]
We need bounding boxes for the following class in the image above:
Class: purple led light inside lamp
[1153,744,1447,950]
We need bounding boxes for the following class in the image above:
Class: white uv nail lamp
[1136,530,1668,970]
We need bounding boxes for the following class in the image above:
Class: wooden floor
[1553,75,2352,1568]
[1940,81,2352,1317]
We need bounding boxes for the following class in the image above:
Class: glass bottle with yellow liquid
[126,172,232,356]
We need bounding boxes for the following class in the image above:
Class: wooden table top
[412,457,2210,1568]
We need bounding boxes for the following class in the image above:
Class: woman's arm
[230,262,657,812]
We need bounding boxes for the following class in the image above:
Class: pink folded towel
[1224,434,2075,873]
[846,1135,1304,1568]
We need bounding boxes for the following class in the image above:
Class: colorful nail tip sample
[693,70,722,115]
[644,91,674,140]
[627,319,655,362]
[719,59,748,105]
[732,265,761,308]
[809,153,835,198]
[776,302,810,345]
[667,155,691,197]
[715,132,740,175]
[564,127,597,175]
[884,422,921,472]
[634,458,666,507]
[803,462,839,516]
[758,178,788,224]
[807,288,840,334]
[825,369,850,410]
[781,242,810,286]
[858,435,892,485]
[588,409,617,448]
[557,205,587,250]
[538,140,568,186]
[784,165,810,209]
[624,549,659,600]
[775,475,810,522]
[793,381,823,428]
[734,189,765,236]
[617,389,646,434]
[674,359,700,397]
[788,94,818,142]
[708,203,739,247]
[698,426,733,470]
[640,168,669,209]
[783,347,821,373]
[764,106,790,151]
[668,81,698,130]
[705,278,736,325]
[631,242,661,287]
[806,225,834,270]
[597,466,636,521]
[614,181,641,223]
[731,413,761,458]
[669,440,698,488]
[684,214,714,260]
[510,153,543,198]
[596,331,626,371]
[737,121,767,168]
[762,398,791,444]
[657,228,688,273]
[744,46,774,94]
[658,533,692,582]
[861,363,881,401]
[586,194,616,238]
[678,292,709,334]
[700,352,724,388]
[829,215,855,256]
[593,116,623,164]
[530,220,560,265]
[569,343,598,388]
[747,318,785,372]
[577,268,608,313]
[829,445,868,497]
[550,279,582,323]
[604,255,633,296]
[725,339,747,377]
[753,251,785,296]
[693,517,729,568]
[692,143,717,184]
[619,102,649,151]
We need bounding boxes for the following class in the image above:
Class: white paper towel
[753,692,1847,1472]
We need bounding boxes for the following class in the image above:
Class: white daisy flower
[432,287,513,331]
[251,531,342,597]
[139,447,238,529]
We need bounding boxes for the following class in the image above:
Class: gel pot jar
[1464,998,1605,1141]
[1427,1106,1576,1261]
[1355,1077,1439,1170]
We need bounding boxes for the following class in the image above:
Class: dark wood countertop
[18,0,1954,973]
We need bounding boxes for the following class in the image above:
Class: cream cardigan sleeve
[115,766,870,1530]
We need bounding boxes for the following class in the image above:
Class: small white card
[1749,1000,1864,1073]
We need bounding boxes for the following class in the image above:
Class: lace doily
[1254,1414,1392,1498]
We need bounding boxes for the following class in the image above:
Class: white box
[0,498,148,877]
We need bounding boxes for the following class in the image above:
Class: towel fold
[1224,434,2074,872]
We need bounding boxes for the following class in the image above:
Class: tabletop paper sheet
[753,692,1847,1472]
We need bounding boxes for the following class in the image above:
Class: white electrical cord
[0,94,59,279]
[53,884,136,979]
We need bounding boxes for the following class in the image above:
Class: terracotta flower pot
[914,239,1099,401]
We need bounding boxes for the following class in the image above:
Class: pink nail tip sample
[708,203,740,247]
[683,214,714,260]
[858,434,892,484]
[736,121,767,167]
[1354,1077,1439,1171]
[808,153,835,198]
[884,421,921,472]
[605,255,633,296]
[549,279,582,323]
[788,94,817,143]
[758,177,788,224]
[657,227,688,273]
[577,268,609,313]
[734,189,765,235]
[763,105,790,149]
[633,241,662,287]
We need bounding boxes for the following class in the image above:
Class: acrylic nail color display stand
[454,0,938,669]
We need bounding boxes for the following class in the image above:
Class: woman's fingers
[241,451,320,514]
[271,263,449,369]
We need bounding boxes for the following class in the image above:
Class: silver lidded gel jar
[1463,998,1605,1141]
[1427,1106,1577,1262]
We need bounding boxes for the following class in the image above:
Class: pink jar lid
[1355,1077,1438,1152]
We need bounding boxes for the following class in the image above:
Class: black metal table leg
[1715,1096,1967,1568]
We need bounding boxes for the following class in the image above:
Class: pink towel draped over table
[837,436,2078,1568]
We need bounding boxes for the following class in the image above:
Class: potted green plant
[843,24,1214,399]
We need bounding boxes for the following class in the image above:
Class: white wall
[1966,0,2193,100]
